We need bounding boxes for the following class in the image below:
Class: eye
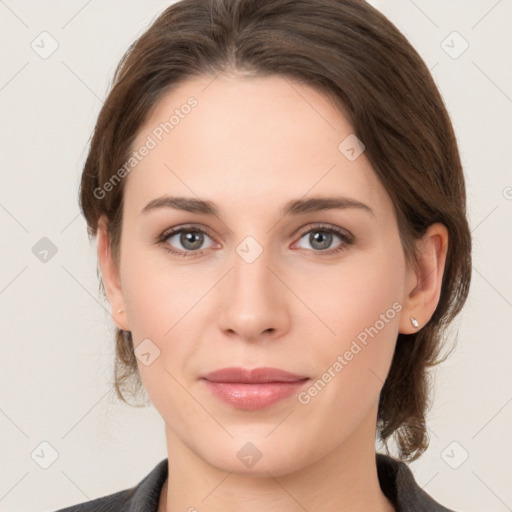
[293,224,353,255]
[158,225,216,257]
[157,223,353,258]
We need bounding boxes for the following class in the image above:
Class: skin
[97,72,448,512]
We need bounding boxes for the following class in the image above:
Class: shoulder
[376,453,458,512]
[51,458,168,512]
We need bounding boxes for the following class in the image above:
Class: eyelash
[156,223,354,259]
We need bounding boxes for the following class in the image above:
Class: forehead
[125,73,391,219]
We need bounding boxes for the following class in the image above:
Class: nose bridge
[217,233,288,339]
[231,235,277,305]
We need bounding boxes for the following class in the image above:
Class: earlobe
[97,217,128,331]
[399,223,449,334]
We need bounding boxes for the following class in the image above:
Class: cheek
[304,240,405,342]
[120,238,202,338]
[301,244,406,395]
[118,235,220,389]
[293,253,404,441]
[120,251,203,417]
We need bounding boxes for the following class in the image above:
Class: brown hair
[79,0,471,461]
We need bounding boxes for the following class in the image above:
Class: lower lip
[202,379,310,410]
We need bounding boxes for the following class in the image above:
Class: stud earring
[410,316,419,328]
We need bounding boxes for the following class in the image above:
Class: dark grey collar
[376,453,456,511]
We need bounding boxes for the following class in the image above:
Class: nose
[216,245,290,342]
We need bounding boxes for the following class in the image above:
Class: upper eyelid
[161,223,216,241]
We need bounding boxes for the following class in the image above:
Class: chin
[197,436,315,478]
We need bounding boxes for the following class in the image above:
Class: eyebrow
[141,195,375,218]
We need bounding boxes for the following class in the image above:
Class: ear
[399,223,449,334]
[97,216,129,331]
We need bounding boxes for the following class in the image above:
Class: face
[106,73,416,476]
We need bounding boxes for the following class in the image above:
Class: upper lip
[201,367,309,383]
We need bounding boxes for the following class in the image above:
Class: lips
[201,366,309,384]
[200,367,310,410]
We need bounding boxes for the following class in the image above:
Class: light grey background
[0,1,511,511]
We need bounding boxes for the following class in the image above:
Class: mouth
[200,367,310,410]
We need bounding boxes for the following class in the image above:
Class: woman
[57,0,471,510]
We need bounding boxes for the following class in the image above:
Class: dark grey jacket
[53,454,456,511]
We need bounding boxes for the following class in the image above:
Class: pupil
[312,231,331,250]
[182,231,203,250]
